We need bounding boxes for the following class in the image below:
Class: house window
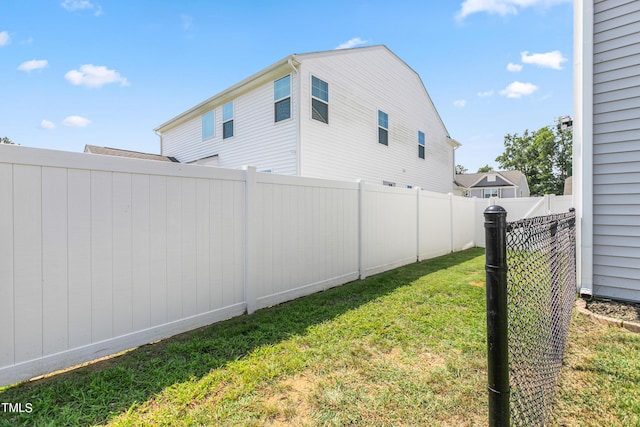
[274,75,291,122]
[223,101,234,139]
[311,76,328,124]
[202,111,215,140]
[418,130,425,159]
[483,189,499,198]
[378,110,388,145]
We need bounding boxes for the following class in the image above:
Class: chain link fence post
[484,205,510,426]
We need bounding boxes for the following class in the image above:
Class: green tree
[477,164,494,173]
[0,137,17,145]
[455,164,468,174]
[495,118,572,196]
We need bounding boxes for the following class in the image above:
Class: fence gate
[484,205,576,426]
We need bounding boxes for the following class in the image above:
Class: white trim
[274,74,292,124]
[468,172,517,189]
[574,0,594,295]
[310,74,329,124]
[222,101,235,139]
[378,109,389,145]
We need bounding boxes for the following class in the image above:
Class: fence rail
[484,206,576,426]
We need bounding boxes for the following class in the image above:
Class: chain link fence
[506,210,576,426]
[485,207,576,426]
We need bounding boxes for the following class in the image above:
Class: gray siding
[592,0,640,301]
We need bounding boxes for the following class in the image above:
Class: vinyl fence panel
[252,173,360,310]
[419,191,452,260]
[361,183,418,278]
[452,196,477,251]
[0,144,486,387]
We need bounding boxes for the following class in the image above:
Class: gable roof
[154,45,455,141]
[454,170,526,189]
[84,145,178,162]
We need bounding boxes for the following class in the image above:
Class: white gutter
[574,0,594,296]
[155,55,299,133]
[288,57,302,176]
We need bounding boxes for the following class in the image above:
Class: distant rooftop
[84,145,178,162]
[454,170,526,188]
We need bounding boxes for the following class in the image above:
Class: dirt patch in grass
[586,298,640,323]
[263,374,316,426]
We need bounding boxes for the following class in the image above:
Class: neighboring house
[574,0,640,302]
[454,170,530,198]
[84,145,178,162]
[154,45,461,192]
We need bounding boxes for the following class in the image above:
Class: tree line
[456,117,572,196]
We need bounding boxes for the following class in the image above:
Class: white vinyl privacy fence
[0,145,572,386]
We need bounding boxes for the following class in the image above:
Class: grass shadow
[0,248,484,426]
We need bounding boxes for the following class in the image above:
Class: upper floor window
[378,110,389,145]
[418,130,425,159]
[202,111,215,140]
[311,76,329,124]
[223,101,234,139]
[274,75,291,122]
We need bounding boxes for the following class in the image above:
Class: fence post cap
[484,205,506,214]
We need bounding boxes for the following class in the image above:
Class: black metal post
[484,205,510,426]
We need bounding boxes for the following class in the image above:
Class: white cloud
[456,0,571,21]
[0,31,10,46]
[17,59,48,72]
[181,14,194,31]
[63,115,91,127]
[454,99,467,108]
[40,120,56,130]
[336,37,368,50]
[65,64,130,88]
[477,90,494,97]
[500,81,539,98]
[507,62,523,72]
[61,0,102,16]
[521,50,567,70]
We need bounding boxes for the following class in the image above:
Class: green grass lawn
[0,248,638,426]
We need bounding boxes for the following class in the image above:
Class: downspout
[154,130,163,156]
[575,0,594,298]
[288,57,301,176]
[451,137,459,191]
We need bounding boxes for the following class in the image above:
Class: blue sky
[1,0,573,172]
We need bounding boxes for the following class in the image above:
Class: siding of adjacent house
[161,74,299,175]
[591,0,640,301]
[469,187,517,198]
[297,47,454,192]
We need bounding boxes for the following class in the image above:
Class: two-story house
[154,45,460,192]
